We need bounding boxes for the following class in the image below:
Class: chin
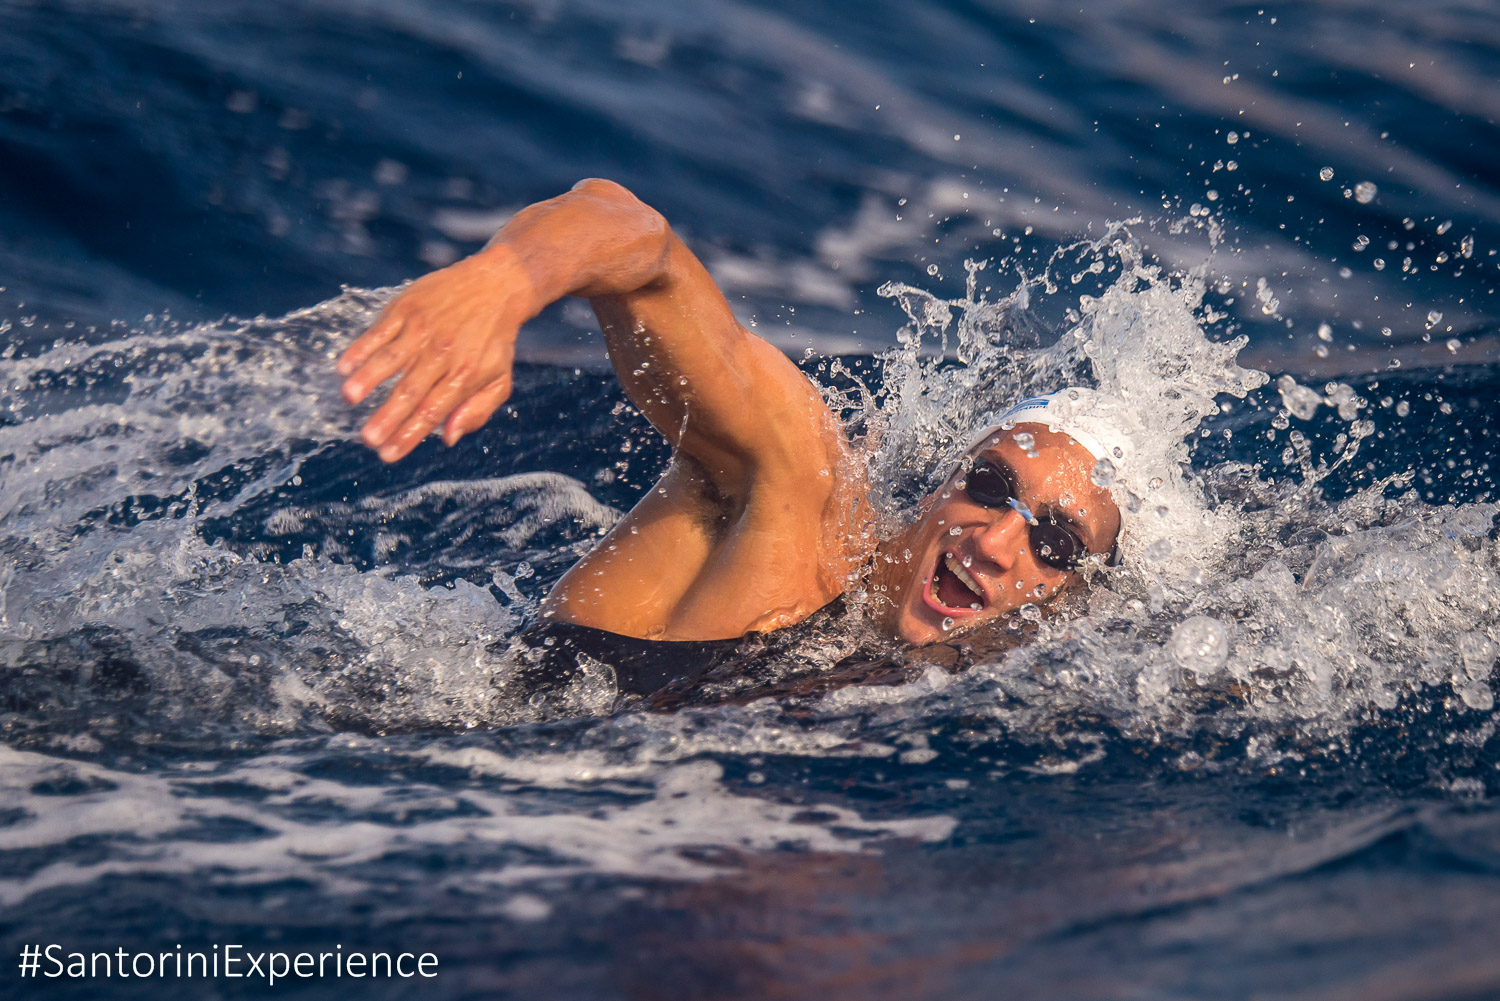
[890,594,1007,646]
[897,615,949,646]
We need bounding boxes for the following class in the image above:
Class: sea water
[4,218,1498,999]
[3,1,1500,999]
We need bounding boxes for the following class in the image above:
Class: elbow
[570,176,637,202]
[571,178,666,230]
[569,177,672,283]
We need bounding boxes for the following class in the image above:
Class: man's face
[882,425,1122,646]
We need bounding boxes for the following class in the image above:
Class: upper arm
[580,196,840,494]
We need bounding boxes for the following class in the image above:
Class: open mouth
[925,551,987,615]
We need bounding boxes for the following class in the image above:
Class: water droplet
[1426,310,1443,328]
[926,264,940,276]
[1318,166,1334,181]
[1437,220,1453,235]
[1169,615,1229,676]
[1457,681,1494,711]
[1459,633,1496,679]
[1091,457,1117,487]
[940,616,955,631]
[1354,181,1378,204]
[1145,539,1173,561]
[1226,131,1240,144]
[949,526,963,536]
[1446,338,1461,353]
[1276,374,1323,420]
[1317,323,1334,342]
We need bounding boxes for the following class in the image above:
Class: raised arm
[338,179,834,497]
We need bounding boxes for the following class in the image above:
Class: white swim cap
[986,390,1122,465]
[972,387,1199,568]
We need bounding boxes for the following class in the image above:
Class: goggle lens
[962,458,1089,572]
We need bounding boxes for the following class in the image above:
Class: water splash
[831,219,1498,772]
[0,289,630,743]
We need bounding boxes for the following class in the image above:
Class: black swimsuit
[500,596,983,712]
[502,597,865,709]
[507,618,750,699]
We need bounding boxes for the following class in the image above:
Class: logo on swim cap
[996,395,1055,422]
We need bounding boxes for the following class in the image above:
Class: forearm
[515,185,832,491]
[484,180,712,449]
[482,178,673,316]
[336,177,831,477]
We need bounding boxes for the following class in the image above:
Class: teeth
[943,553,986,606]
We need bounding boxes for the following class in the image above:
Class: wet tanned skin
[337,180,1114,644]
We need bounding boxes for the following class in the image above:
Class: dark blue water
[4,2,1500,999]
[6,0,1499,365]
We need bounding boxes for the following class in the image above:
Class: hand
[337,252,531,462]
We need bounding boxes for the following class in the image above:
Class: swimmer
[337,179,1129,654]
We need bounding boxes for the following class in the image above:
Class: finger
[360,353,449,451]
[378,368,479,461]
[338,309,405,376]
[442,337,516,445]
[342,326,422,405]
[442,374,514,445]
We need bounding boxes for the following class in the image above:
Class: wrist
[468,243,546,322]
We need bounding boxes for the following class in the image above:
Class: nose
[971,505,1030,572]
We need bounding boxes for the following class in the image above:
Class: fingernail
[379,445,400,463]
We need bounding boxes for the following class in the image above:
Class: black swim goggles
[957,456,1096,572]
